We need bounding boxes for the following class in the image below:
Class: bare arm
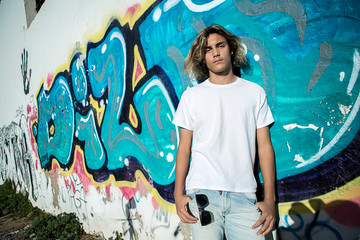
[252,126,276,236]
[174,128,198,223]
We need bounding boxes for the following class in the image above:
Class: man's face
[204,33,232,77]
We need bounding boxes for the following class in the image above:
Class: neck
[208,71,237,85]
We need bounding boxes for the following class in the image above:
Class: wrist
[263,197,276,204]
[174,190,185,198]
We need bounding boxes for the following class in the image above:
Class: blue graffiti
[33,21,178,201]
[33,0,360,208]
[36,75,75,167]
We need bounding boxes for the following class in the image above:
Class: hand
[252,200,276,236]
[175,194,198,224]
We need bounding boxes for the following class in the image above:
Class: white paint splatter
[319,127,324,150]
[160,151,164,157]
[164,0,180,12]
[101,44,107,54]
[294,154,305,163]
[286,142,291,152]
[182,0,225,12]
[339,71,345,82]
[153,7,162,22]
[166,153,174,162]
[124,126,134,135]
[283,123,319,131]
[76,54,85,70]
[338,103,352,117]
[297,91,360,168]
[254,54,260,61]
[347,48,360,95]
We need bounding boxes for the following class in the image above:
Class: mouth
[213,59,223,64]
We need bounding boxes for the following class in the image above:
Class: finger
[180,210,198,223]
[263,219,275,236]
[184,208,198,222]
[252,214,266,229]
[256,218,270,235]
[179,207,198,223]
[256,216,274,236]
[259,219,275,236]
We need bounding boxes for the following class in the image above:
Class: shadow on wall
[278,199,360,240]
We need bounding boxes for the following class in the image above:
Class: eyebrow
[205,41,226,49]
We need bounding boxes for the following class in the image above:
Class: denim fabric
[186,189,265,240]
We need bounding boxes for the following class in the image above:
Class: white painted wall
[0,0,27,125]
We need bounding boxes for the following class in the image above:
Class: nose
[213,50,220,58]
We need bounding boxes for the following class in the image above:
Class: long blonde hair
[184,25,249,81]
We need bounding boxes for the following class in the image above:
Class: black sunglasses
[196,194,214,226]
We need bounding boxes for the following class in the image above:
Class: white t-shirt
[172,78,274,193]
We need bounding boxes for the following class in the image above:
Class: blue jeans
[186,189,265,240]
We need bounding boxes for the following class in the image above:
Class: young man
[172,25,276,239]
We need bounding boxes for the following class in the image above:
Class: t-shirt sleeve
[257,90,274,129]
[172,90,194,130]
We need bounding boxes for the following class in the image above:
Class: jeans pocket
[186,190,195,200]
[242,192,260,209]
[186,189,200,219]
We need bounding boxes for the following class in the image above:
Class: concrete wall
[0,0,359,239]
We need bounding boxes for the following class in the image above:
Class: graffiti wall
[0,0,359,239]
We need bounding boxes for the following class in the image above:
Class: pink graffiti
[71,149,94,193]
[152,196,160,210]
[50,163,60,183]
[126,4,141,17]
[46,73,54,89]
[64,178,70,188]
[63,177,76,194]
[27,104,39,170]
[120,186,137,201]
[325,196,360,227]
[105,185,111,199]
[137,178,147,196]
